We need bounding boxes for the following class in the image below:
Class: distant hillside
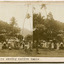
[21,28,33,37]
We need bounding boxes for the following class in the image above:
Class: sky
[46,4,64,22]
[0,2,33,31]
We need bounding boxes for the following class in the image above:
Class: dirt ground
[0,49,64,57]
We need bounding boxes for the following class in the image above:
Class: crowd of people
[0,37,33,53]
[0,36,64,55]
[34,39,64,50]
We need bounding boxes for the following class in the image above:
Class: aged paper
[0,1,63,62]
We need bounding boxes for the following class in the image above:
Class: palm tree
[32,6,35,30]
[33,7,35,14]
[10,17,17,27]
[22,4,31,38]
[41,4,47,18]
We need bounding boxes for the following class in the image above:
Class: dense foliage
[33,12,64,42]
[0,17,21,42]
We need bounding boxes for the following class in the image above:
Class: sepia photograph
[0,1,33,57]
[0,1,64,62]
[33,1,64,57]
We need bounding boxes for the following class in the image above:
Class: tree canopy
[0,17,21,42]
[33,12,64,42]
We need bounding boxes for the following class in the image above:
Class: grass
[0,49,64,57]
